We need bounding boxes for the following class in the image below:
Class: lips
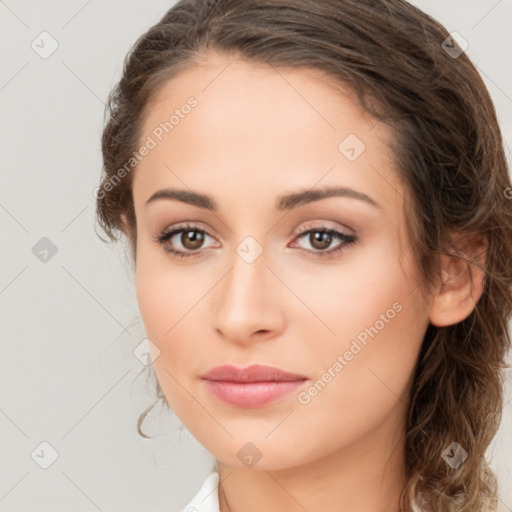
[201,364,308,408]
[202,364,308,383]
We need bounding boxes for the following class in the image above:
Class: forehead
[133,52,404,214]
[141,52,379,149]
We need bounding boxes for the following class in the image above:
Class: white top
[180,471,220,512]
[180,471,424,512]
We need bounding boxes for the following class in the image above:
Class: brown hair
[95,1,512,510]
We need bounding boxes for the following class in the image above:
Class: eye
[290,226,357,257]
[152,223,218,259]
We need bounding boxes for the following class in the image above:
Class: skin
[129,52,486,512]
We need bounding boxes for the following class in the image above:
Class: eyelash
[152,222,357,260]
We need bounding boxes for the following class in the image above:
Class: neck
[218,407,410,512]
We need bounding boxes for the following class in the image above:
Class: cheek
[134,247,214,376]
[135,238,196,339]
[284,230,418,343]
[135,263,169,340]
[270,310,423,472]
[135,261,201,412]
[290,235,426,436]
[290,296,426,468]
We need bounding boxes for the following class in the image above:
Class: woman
[95,0,512,510]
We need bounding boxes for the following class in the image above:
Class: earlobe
[428,234,487,327]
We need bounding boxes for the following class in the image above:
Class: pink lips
[201,364,308,408]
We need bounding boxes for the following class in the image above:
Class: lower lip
[203,379,307,408]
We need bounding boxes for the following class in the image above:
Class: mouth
[201,364,309,408]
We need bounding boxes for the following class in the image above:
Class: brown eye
[309,231,332,250]
[181,230,205,250]
[291,227,357,258]
[154,225,217,258]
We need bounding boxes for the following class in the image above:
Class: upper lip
[201,364,308,383]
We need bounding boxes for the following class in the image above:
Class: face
[132,52,431,471]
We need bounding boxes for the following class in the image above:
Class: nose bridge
[220,241,269,316]
[211,237,283,341]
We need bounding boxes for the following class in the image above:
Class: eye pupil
[310,231,332,250]
[182,230,204,250]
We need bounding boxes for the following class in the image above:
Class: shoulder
[180,471,220,512]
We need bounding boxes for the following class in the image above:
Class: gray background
[1,1,511,511]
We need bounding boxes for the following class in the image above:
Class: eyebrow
[145,186,381,211]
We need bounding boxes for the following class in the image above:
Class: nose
[211,246,285,345]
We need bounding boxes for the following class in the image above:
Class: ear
[428,233,488,327]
